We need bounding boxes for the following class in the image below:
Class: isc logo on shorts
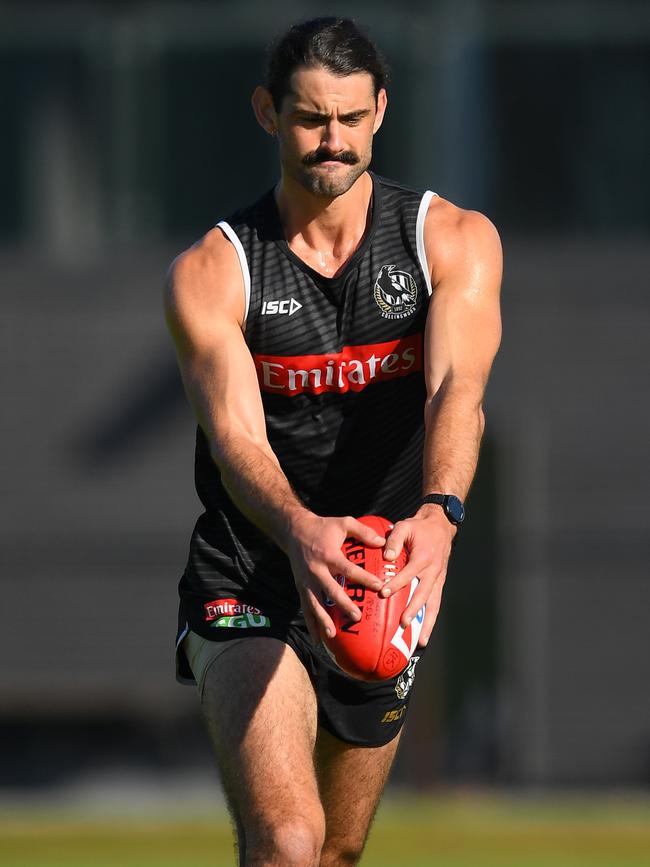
[381,706,406,724]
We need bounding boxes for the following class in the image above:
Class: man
[165,17,501,867]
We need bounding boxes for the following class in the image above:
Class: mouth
[312,160,346,169]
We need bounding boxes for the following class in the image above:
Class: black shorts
[176,606,426,749]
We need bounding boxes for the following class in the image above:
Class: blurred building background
[1,0,649,799]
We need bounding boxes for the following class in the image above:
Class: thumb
[383,521,409,561]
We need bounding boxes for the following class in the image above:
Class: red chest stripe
[254,334,423,396]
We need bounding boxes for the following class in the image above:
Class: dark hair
[266,18,389,111]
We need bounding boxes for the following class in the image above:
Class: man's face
[274,65,386,199]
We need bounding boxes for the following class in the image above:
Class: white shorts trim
[176,620,190,650]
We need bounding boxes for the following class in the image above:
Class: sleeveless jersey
[178,173,437,642]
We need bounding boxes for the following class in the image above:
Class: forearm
[210,430,309,554]
[421,379,485,500]
[382,378,486,632]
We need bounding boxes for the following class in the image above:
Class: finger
[343,516,386,548]
[417,582,444,646]
[399,575,436,628]
[379,552,435,597]
[383,521,409,561]
[313,566,364,623]
[303,585,337,642]
[405,570,446,632]
[302,606,321,645]
[298,585,322,645]
[331,554,384,592]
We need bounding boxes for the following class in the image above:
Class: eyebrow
[294,109,371,122]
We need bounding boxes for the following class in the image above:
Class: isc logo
[261,298,303,316]
[381,706,406,724]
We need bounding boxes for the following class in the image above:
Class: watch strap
[420,492,465,526]
[421,493,445,507]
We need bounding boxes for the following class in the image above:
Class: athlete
[165,17,501,867]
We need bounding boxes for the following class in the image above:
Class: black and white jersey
[178,173,437,642]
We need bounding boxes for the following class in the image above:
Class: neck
[274,172,373,276]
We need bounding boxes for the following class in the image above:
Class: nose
[321,119,342,153]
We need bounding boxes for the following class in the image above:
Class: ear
[251,86,277,135]
[372,88,388,134]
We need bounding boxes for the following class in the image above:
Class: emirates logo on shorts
[203,598,261,621]
[203,598,270,629]
[374,265,418,319]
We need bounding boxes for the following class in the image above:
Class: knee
[249,813,325,867]
[273,817,325,866]
[320,840,365,867]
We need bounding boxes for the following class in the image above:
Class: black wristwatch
[421,493,465,526]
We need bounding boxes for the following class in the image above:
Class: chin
[295,161,369,199]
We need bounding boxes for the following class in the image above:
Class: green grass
[1,791,649,867]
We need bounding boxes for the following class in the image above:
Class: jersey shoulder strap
[372,174,437,298]
[214,190,278,330]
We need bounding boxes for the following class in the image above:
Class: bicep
[424,211,502,398]
[164,237,270,451]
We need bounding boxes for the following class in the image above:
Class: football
[322,515,425,681]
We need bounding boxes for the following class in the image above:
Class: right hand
[284,513,387,644]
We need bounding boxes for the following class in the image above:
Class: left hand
[380,505,456,646]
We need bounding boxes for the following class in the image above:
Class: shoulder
[372,173,423,211]
[165,226,246,330]
[423,197,502,285]
[167,226,242,298]
[373,173,419,195]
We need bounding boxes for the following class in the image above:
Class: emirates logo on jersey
[254,334,422,396]
[374,265,418,319]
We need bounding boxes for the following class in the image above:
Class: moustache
[302,149,359,166]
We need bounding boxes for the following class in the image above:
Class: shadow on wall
[71,354,188,469]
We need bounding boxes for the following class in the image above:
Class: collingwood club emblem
[373,265,418,319]
[395,655,420,700]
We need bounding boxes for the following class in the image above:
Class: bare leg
[315,727,401,866]
[199,637,326,867]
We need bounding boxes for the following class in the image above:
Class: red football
[322,515,425,681]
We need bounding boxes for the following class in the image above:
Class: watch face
[445,495,465,524]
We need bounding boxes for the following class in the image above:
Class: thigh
[198,635,321,827]
[315,726,401,866]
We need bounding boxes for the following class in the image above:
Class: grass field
[1,791,649,867]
